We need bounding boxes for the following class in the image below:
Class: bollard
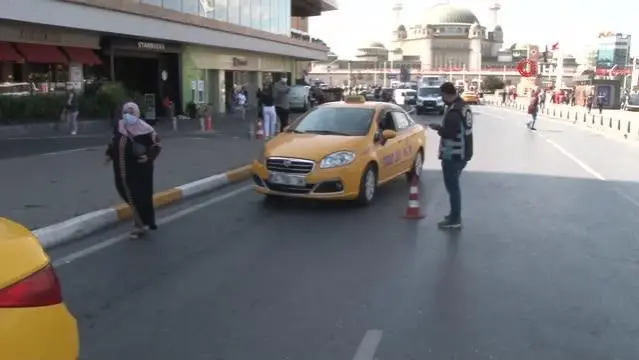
[600,116,604,126]
[627,120,631,134]
[591,114,595,124]
[170,103,177,131]
[199,116,205,131]
[559,110,562,118]
[618,119,621,131]
[553,108,556,116]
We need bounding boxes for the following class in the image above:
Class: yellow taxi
[252,95,426,205]
[461,91,479,105]
[0,218,79,360]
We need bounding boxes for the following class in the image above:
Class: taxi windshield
[290,107,374,136]
[628,94,639,105]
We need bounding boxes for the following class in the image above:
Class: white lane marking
[352,329,383,360]
[52,185,252,267]
[39,147,97,157]
[4,135,104,140]
[488,107,639,208]
[539,134,606,180]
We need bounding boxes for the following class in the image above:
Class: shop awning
[15,43,68,64]
[0,42,22,62]
[62,47,102,65]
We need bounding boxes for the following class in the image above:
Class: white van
[416,86,445,115]
[393,88,417,106]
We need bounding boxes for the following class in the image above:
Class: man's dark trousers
[276,107,290,132]
[442,159,467,222]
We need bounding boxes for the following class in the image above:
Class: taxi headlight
[320,151,356,169]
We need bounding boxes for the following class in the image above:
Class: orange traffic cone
[403,176,424,219]
[255,119,264,140]
[205,115,213,131]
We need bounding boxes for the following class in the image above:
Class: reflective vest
[439,98,473,161]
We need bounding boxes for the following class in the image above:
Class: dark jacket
[437,97,473,161]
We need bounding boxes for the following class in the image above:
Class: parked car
[289,85,311,111]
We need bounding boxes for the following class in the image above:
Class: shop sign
[138,42,166,51]
[19,29,62,44]
[232,57,248,67]
[109,38,180,53]
[0,24,99,48]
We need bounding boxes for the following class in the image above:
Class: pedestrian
[501,90,507,105]
[260,82,277,138]
[527,88,540,130]
[428,82,473,229]
[105,102,161,239]
[586,93,593,113]
[597,93,605,114]
[235,87,247,121]
[64,86,79,135]
[538,90,546,112]
[273,75,290,132]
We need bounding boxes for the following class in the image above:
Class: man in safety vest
[428,82,474,229]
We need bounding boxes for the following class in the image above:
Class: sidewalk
[485,95,639,123]
[0,136,262,230]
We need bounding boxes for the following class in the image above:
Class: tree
[482,75,505,91]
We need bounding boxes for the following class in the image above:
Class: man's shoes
[438,217,462,229]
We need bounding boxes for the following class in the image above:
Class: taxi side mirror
[382,130,397,139]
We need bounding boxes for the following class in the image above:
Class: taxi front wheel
[356,164,378,206]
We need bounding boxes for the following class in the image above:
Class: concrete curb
[484,100,638,141]
[33,164,253,249]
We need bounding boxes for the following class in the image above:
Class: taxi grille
[266,157,314,174]
[423,100,437,107]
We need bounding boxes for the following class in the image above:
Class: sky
[309,0,638,60]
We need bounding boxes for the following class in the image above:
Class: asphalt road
[49,107,639,359]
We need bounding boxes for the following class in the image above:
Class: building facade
[391,4,503,71]
[0,0,336,116]
[594,32,632,76]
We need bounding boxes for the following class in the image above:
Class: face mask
[123,113,138,125]
[281,78,287,83]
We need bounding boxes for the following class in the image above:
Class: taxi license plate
[269,173,306,186]
[425,106,433,109]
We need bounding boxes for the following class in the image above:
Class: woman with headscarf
[105,102,161,239]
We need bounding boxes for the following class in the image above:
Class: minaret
[489,2,500,28]
[392,1,403,29]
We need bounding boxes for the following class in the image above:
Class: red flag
[551,42,559,51]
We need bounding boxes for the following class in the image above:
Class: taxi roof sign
[344,95,366,104]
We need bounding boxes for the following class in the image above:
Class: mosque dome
[424,4,479,25]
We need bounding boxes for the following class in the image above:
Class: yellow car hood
[265,133,366,161]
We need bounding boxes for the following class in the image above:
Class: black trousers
[276,107,290,131]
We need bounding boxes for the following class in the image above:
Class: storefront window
[278,0,289,35]
[269,0,278,34]
[227,0,240,24]
[215,0,227,21]
[260,0,270,32]
[240,0,251,27]
[183,0,199,14]
[251,0,261,29]
[162,0,182,11]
